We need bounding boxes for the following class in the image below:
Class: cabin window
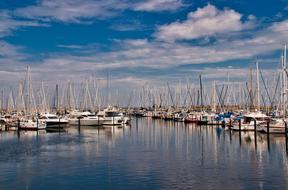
[243,117,252,123]
[48,116,58,119]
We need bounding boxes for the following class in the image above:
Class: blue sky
[0,0,287,88]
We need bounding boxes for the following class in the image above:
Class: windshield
[106,112,121,117]
[48,116,58,119]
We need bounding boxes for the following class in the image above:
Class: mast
[212,81,216,112]
[249,68,254,112]
[16,81,25,114]
[106,72,110,107]
[199,75,203,111]
[24,66,33,114]
[1,90,4,112]
[282,44,287,118]
[256,61,261,111]
[7,90,14,113]
[56,84,59,112]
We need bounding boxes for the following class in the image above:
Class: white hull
[102,117,123,125]
[232,123,265,131]
[233,124,256,131]
[42,119,68,126]
[69,119,104,126]
[20,121,46,130]
[262,126,286,134]
[259,121,287,134]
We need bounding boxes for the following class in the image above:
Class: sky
[0,0,288,90]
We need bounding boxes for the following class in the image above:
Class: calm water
[0,118,288,190]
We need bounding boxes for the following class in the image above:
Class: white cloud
[15,0,184,23]
[0,11,46,38]
[1,16,287,86]
[1,3,288,89]
[31,17,288,82]
[0,41,26,61]
[155,4,255,41]
[57,44,84,49]
[15,0,129,22]
[133,0,183,12]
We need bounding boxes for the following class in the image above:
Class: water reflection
[0,118,287,189]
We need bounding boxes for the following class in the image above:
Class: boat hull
[46,121,68,126]
[69,119,104,126]
[102,119,123,125]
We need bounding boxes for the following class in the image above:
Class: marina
[0,45,288,189]
[0,118,288,189]
[1,0,288,189]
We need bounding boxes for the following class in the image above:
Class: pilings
[267,120,270,151]
[285,122,288,154]
[239,120,241,146]
[254,119,257,151]
[78,117,81,133]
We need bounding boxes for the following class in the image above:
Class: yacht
[68,111,104,126]
[198,112,220,125]
[19,119,46,130]
[258,118,287,134]
[232,112,269,131]
[98,107,127,126]
[184,113,199,123]
[173,112,186,122]
[40,113,68,126]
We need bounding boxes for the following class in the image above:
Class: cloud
[133,0,184,12]
[109,19,151,32]
[0,40,27,61]
[57,44,84,49]
[15,0,184,23]
[155,4,255,41]
[0,10,46,38]
[1,3,288,90]
[15,0,129,22]
[28,16,288,84]
[1,16,287,86]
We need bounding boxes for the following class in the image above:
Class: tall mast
[212,81,216,112]
[199,75,203,111]
[56,84,59,112]
[24,66,32,114]
[7,90,14,113]
[256,61,261,111]
[282,44,287,118]
[106,72,110,107]
[249,68,254,111]
[1,89,4,111]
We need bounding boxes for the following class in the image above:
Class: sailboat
[233,61,270,131]
[259,45,288,134]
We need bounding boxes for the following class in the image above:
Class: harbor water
[0,117,287,189]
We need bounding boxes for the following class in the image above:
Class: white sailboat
[260,45,288,134]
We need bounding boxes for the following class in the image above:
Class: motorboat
[232,112,269,131]
[98,107,127,126]
[258,118,287,134]
[184,113,199,123]
[19,119,46,130]
[69,111,104,126]
[40,113,68,126]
